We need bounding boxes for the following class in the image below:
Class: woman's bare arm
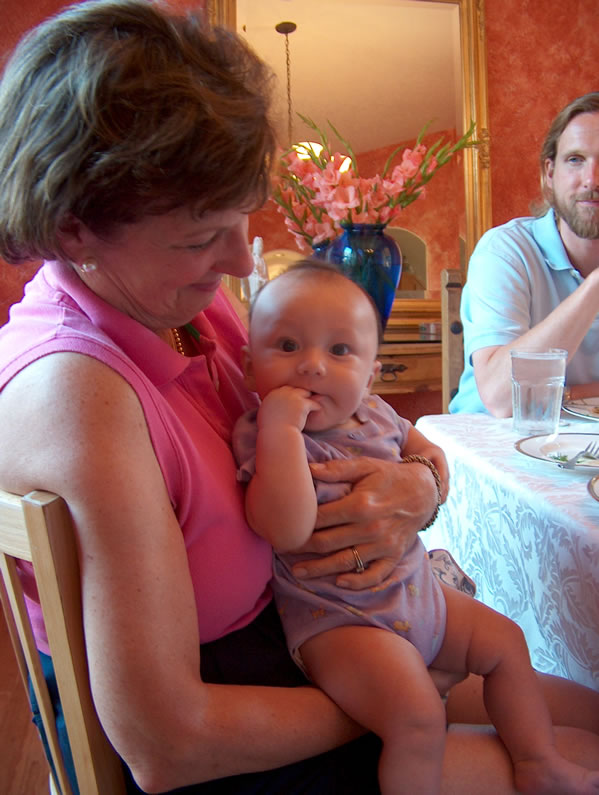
[0,355,363,792]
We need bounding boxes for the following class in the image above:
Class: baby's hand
[258,385,320,431]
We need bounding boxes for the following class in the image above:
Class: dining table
[415,409,599,692]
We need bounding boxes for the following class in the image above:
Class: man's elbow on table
[473,348,513,418]
[477,388,513,418]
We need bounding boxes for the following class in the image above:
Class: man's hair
[538,92,599,210]
[0,0,277,263]
[250,259,384,345]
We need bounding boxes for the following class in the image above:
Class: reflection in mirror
[209,0,490,298]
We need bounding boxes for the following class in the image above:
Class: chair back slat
[441,268,465,413]
[0,491,32,558]
[0,573,29,691]
[0,488,126,795]
[0,551,73,794]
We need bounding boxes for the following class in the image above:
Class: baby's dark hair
[249,258,384,344]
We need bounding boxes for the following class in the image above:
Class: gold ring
[351,546,366,574]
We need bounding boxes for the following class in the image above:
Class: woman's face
[71,205,255,330]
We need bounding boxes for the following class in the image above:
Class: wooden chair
[441,268,465,413]
[0,489,126,795]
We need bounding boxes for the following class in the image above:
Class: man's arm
[473,268,599,416]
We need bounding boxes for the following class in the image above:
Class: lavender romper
[234,394,447,675]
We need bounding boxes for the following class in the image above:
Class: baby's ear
[365,359,382,393]
[241,345,257,390]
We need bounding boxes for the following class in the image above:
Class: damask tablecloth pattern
[415,413,599,691]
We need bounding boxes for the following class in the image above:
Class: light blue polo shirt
[450,209,599,414]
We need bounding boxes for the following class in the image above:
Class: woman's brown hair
[0,0,277,263]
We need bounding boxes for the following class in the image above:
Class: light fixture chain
[275,20,297,148]
[284,32,293,146]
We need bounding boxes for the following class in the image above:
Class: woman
[0,1,597,793]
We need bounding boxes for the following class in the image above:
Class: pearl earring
[80,259,98,273]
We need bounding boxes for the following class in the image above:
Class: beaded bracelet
[403,454,442,530]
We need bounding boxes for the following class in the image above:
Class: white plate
[514,432,599,469]
[563,397,599,421]
[588,476,599,502]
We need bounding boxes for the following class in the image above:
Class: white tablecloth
[415,413,599,691]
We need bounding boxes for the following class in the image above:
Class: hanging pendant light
[293,141,351,173]
[275,20,351,172]
[275,21,297,148]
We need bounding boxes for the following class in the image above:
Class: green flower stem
[184,323,201,341]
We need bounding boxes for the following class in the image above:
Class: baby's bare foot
[514,754,599,795]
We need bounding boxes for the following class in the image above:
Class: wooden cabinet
[372,298,442,396]
[374,342,441,395]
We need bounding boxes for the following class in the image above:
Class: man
[450,92,599,415]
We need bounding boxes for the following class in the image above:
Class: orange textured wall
[485,0,598,226]
[0,0,61,326]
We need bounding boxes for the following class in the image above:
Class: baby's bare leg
[434,584,599,795]
[300,625,446,795]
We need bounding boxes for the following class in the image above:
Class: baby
[233,260,599,795]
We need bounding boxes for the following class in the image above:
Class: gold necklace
[170,327,185,356]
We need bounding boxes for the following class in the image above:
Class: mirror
[207,0,491,297]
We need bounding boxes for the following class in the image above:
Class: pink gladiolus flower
[397,159,419,179]
[376,206,396,224]
[304,217,336,245]
[324,184,361,220]
[349,208,377,224]
[284,153,322,190]
[403,144,426,165]
[388,167,407,189]
[271,116,476,248]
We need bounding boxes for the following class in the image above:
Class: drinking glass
[511,349,567,437]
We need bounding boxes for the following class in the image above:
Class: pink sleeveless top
[0,260,271,653]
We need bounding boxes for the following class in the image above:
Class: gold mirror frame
[206,0,491,267]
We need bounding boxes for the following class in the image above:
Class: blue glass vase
[326,223,402,328]
[311,240,330,260]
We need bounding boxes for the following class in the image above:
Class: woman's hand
[290,456,439,589]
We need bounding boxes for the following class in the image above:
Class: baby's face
[246,273,380,431]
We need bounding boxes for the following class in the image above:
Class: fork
[558,441,599,469]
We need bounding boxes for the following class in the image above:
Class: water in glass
[511,349,567,437]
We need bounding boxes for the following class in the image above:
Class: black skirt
[35,599,381,795]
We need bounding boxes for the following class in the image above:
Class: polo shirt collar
[532,209,575,272]
[46,260,211,386]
